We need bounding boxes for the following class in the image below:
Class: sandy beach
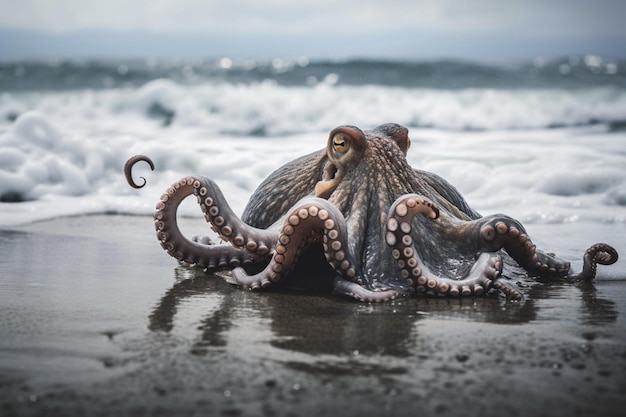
[0,214,625,417]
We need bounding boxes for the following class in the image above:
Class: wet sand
[1,215,625,417]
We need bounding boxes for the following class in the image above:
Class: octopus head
[313,124,417,289]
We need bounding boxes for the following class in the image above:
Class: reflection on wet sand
[577,281,619,325]
[148,265,618,360]
[2,216,623,417]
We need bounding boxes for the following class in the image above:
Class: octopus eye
[332,133,350,153]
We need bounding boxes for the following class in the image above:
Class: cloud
[0,0,624,60]
[1,0,625,38]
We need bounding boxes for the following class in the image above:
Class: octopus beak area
[315,162,342,199]
[315,125,366,199]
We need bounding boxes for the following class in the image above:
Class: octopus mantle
[125,124,618,302]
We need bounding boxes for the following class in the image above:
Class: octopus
[125,123,618,302]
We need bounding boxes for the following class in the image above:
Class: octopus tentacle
[232,198,361,291]
[568,243,618,281]
[124,155,155,189]
[387,194,509,298]
[192,176,278,258]
[332,277,401,303]
[154,176,253,270]
[476,215,571,275]
[491,279,525,301]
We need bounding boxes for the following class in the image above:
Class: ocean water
[1,56,625,239]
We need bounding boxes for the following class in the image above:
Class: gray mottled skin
[241,125,480,290]
[125,123,618,302]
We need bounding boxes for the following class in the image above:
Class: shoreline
[1,214,625,417]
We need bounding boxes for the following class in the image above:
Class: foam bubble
[11,111,63,148]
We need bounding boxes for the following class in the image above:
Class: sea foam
[1,69,626,228]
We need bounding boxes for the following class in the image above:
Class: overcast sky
[1,0,625,60]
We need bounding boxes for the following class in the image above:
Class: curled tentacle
[125,155,155,189]
[568,243,618,281]
[476,214,571,275]
[232,198,361,291]
[155,176,261,270]
[193,176,278,258]
[387,195,507,297]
